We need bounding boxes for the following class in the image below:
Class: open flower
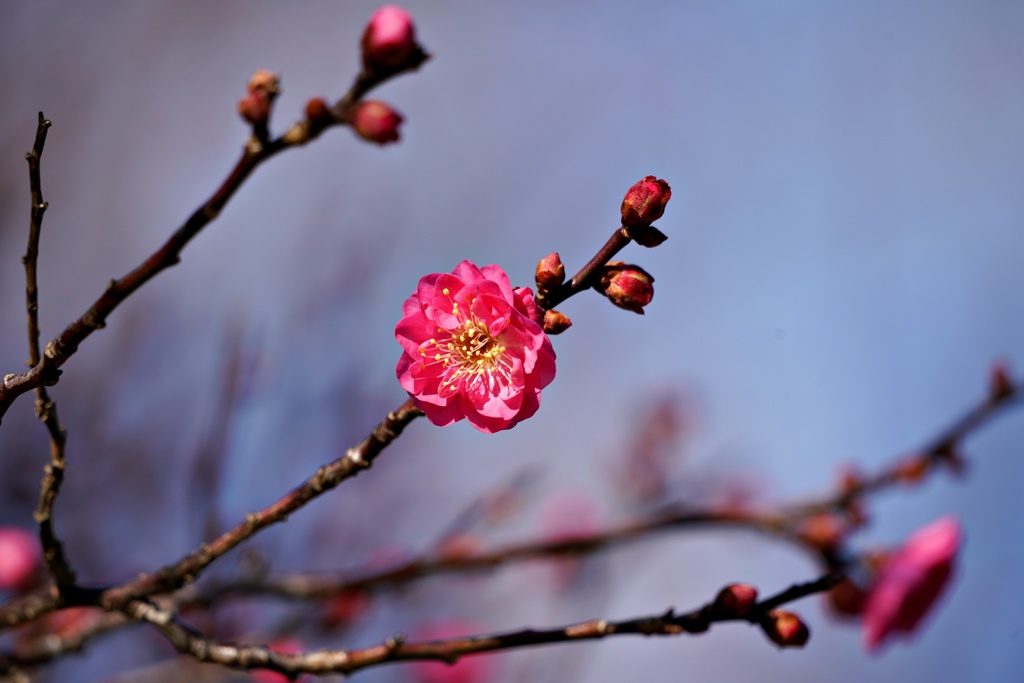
[862,516,961,652]
[396,260,556,433]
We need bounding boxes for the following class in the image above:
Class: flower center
[417,289,513,390]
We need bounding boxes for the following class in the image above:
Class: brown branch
[185,507,777,605]
[119,574,838,678]
[0,609,124,671]
[2,379,1018,640]
[786,380,1022,518]
[0,54,429,425]
[23,112,50,368]
[538,227,632,310]
[20,112,76,593]
[96,399,422,611]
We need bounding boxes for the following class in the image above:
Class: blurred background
[1,1,1023,681]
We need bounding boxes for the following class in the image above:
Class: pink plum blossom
[396,260,556,433]
[0,526,41,593]
[862,515,961,652]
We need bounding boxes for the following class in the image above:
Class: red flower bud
[535,253,565,290]
[761,610,810,648]
[893,454,930,485]
[596,262,654,314]
[361,5,417,72]
[796,513,847,553]
[990,360,1014,401]
[543,310,572,335]
[247,69,280,95]
[713,583,758,617]
[351,101,404,145]
[305,97,333,128]
[238,70,279,128]
[825,577,866,619]
[238,91,271,126]
[621,176,671,227]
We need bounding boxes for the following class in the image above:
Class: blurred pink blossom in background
[0,527,41,593]
[863,516,961,652]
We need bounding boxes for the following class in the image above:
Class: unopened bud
[761,609,809,648]
[893,454,929,485]
[620,176,671,227]
[990,360,1014,401]
[247,69,280,96]
[796,513,847,554]
[837,465,864,495]
[596,262,654,314]
[543,310,572,335]
[238,92,271,126]
[238,70,279,129]
[825,577,865,619]
[305,97,333,129]
[713,583,758,617]
[351,101,404,145]
[535,253,565,290]
[361,5,417,72]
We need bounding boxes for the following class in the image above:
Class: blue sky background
[1,2,1023,682]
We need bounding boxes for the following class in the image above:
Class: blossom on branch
[621,176,671,227]
[862,516,961,652]
[362,5,418,72]
[396,260,556,433]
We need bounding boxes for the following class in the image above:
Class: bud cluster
[237,70,280,135]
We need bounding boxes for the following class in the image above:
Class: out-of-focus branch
[0,398,422,633]
[96,399,423,611]
[2,378,1017,639]
[0,53,428,425]
[121,574,837,678]
[0,609,124,671]
[786,376,1021,519]
[187,507,777,604]
[21,112,76,594]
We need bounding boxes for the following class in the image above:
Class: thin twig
[119,573,839,678]
[185,507,777,604]
[538,227,632,310]
[96,399,423,611]
[0,54,429,425]
[786,382,1022,517]
[2,382,1018,637]
[21,112,76,593]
